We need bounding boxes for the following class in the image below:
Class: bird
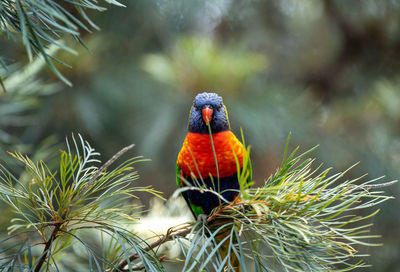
[176,92,251,271]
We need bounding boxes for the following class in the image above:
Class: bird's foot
[197,214,208,225]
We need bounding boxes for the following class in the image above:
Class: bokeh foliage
[0,0,124,85]
[1,0,400,271]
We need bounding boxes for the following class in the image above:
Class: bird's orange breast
[177,131,245,178]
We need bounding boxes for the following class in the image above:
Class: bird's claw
[197,214,208,225]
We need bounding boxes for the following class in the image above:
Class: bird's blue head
[188,92,230,134]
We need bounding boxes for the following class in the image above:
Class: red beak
[202,107,213,125]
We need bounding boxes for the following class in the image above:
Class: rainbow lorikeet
[176,92,251,218]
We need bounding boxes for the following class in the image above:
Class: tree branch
[34,222,62,272]
[77,144,135,199]
[106,202,243,272]
[106,226,192,272]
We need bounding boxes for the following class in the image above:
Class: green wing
[176,164,183,188]
[176,164,205,218]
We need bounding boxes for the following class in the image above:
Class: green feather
[176,164,205,218]
[176,164,182,188]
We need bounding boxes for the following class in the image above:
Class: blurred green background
[1,1,399,271]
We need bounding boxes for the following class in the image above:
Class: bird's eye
[194,105,198,111]
[217,105,222,111]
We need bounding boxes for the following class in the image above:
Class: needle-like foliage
[170,135,395,271]
[0,45,61,170]
[0,135,395,271]
[0,0,125,85]
[0,134,162,271]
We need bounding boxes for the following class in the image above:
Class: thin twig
[108,198,249,272]
[77,144,135,199]
[108,204,236,272]
[34,222,62,272]
[106,226,192,272]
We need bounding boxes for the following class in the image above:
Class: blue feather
[188,92,230,134]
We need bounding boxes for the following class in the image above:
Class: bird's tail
[214,224,241,272]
